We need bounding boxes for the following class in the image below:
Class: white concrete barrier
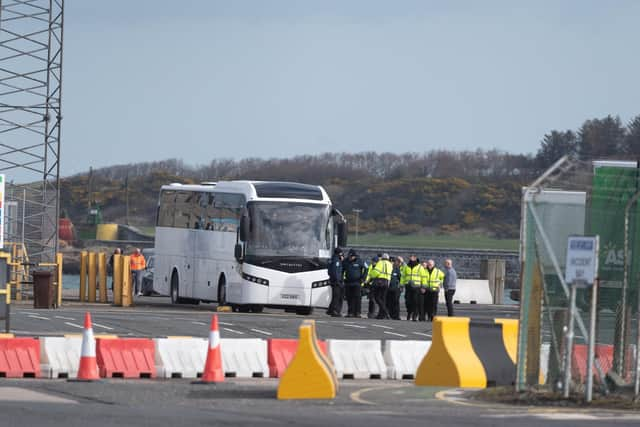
[540,343,550,385]
[327,339,387,379]
[439,279,493,305]
[155,337,207,379]
[40,336,82,379]
[383,340,431,379]
[220,338,268,378]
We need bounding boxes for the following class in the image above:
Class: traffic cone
[200,314,224,383]
[75,312,100,381]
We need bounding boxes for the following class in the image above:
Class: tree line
[62,113,640,239]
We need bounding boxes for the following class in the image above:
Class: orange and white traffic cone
[75,312,100,381]
[200,314,224,383]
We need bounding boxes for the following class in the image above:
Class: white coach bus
[152,181,347,314]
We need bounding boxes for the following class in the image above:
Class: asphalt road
[1,379,639,427]
[10,297,518,339]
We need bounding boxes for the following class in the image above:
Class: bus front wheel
[170,271,185,304]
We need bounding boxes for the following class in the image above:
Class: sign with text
[565,235,599,286]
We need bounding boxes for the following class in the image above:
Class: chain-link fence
[517,156,640,399]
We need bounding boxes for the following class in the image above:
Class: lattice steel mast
[0,0,64,262]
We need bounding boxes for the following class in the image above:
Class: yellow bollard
[88,252,97,303]
[79,251,87,302]
[98,252,107,303]
[113,254,123,306]
[12,244,21,301]
[414,317,487,388]
[121,255,132,307]
[277,320,337,400]
[56,253,63,307]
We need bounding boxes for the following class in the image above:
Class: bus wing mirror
[234,243,244,262]
[239,212,249,241]
[337,222,348,247]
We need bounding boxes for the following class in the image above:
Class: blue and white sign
[565,235,599,286]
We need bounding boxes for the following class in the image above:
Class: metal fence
[517,156,640,399]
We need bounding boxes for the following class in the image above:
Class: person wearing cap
[422,259,445,321]
[343,249,367,317]
[401,254,423,321]
[386,256,403,320]
[369,253,393,319]
[326,247,344,317]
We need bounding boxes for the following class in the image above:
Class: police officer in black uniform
[326,247,344,317]
[343,249,366,318]
[386,256,402,320]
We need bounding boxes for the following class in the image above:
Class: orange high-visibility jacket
[130,253,146,271]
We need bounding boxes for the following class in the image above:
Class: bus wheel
[238,305,251,313]
[170,271,181,304]
[295,307,313,316]
[217,276,227,305]
[250,305,264,313]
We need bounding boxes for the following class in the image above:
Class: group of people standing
[327,248,457,321]
[107,247,147,296]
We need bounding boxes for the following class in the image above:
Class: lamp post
[352,209,362,243]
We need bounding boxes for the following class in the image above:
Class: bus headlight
[242,272,269,286]
[312,279,331,289]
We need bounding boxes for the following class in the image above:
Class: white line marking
[250,328,272,336]
[92,322,114,331]
[223,327,244,335]
[64,322,84,329]
[191,321,207,326]
[54,316,75,321]
[28,315,50,320]
[343,324,367,329]
[384,331,408,338]
[412,332,431,338]
[218,322,234,326]
[372,324,394,330]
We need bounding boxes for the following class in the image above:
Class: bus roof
[160,180,330,203]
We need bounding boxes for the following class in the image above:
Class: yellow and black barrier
[277,319,338,399]
[0,283,11,333]
[415,317,518,388]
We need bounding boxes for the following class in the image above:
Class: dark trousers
[328,283,344,315]
[445,289,455,316]
[426,289,439,321]
[345,282,362,316]
[405,287,418,320]
[417,288,427,321]
[372,279,389,319]
[386,287,401,319]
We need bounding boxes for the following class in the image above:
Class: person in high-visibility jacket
[130,248,147,297]
[401,254,423,321]
[422,259,444,321]
[368,253,393,320]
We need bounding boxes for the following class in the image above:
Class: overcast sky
[62,0,640,176]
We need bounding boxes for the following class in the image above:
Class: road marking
[191,321,207,326]
[384,331,407,338]
[28,315,50,320]
[250,328,272,336]
[54,316,75,321]
[92,322,114,331]
[372,324,394,330]
[412,332,431,338]
[223,327,244,335]
[343,323,367,329]
[351,384,409,406]
[64,322,84,329]
[218,321,234,326]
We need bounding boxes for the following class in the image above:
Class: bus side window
[205,193,216,231]
[213,194,243,232]
[158,190,176,227]
[174,191,193,229]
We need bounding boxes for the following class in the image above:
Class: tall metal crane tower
[0,0,64,262]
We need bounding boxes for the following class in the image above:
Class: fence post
[98,252,107,303]
[56,253,63,307]
[88,252,97,303]
[113,254,123,306]
[79,251,88,302]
